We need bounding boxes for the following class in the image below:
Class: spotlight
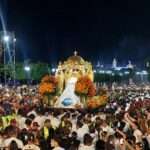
[13,38,16,42]
[142,70,148,75]
[24,66,30,72]
[52,68,56,73]
[124,71,129,75]
[3,35,10,42]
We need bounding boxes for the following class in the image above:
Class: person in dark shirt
[39,119,54,150]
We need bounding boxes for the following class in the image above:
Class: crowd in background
[0,85,149,149]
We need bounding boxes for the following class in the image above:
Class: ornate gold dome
[67,51,85,64]
[55,50,94,93]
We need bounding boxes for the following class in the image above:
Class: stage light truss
[0,31,16,85]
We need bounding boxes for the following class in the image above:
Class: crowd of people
[0,84,149,149]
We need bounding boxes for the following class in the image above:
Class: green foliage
[30,62,50,81]
[7,62,51,81]
[15,63,26,80]
[94,73,114,83]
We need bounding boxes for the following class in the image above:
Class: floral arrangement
[75,76,96,97]
[41,75,58,85]
[39,75,58,96]
[87,95,108,109]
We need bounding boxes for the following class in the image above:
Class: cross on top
[74,50,78,56]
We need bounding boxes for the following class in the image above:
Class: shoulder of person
[53,147,65,150]
[23,144,40,150]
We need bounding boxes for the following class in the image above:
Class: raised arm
[116,129,134,150]
[126,113,136,122]
[124,113,137,129]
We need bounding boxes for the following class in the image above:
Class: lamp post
[3,35,7,86]
[0,31,16,86]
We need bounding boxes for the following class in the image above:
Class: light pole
[3,34,10,86]
[0,31,16,86]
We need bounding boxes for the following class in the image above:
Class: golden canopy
[67,51,85,64]
[55,51,94,93]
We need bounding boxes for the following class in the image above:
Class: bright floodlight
[93,70,96,73]
[51,68,56,73]
[3,35,10,42]
[136,72,140,75]
[142,70,148,75]
[106,70,112,74]
[24,66,30,72]
[13,38,16,42]
[124,71,129,75]
[99,70,105,74]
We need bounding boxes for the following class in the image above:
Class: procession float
[39,51,108,109]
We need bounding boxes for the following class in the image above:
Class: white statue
[55,77,81,108]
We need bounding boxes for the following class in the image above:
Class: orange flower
[41,75,50,83]
[75,76,96,97]
[39,75,58,96]
[41,75,58,85]
[87,95,108,109]
[88,85,96,97]
[87,99,99,109]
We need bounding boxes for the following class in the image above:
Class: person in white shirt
[76,121,89,141]
[79,134,95,150]
[47,114,60,129]
[4,126,23,148]
[100,120,115,136]
[4,136,24,149]
[16,114,26,129]
[33,114,46,129]
[23,133,40,150]
[27,110,37,117]
[51,136,64,150]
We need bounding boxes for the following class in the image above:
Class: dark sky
[1,0,150,65]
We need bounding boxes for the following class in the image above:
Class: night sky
[1,0,150,65]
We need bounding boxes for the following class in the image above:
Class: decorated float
[39,51,108,109]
